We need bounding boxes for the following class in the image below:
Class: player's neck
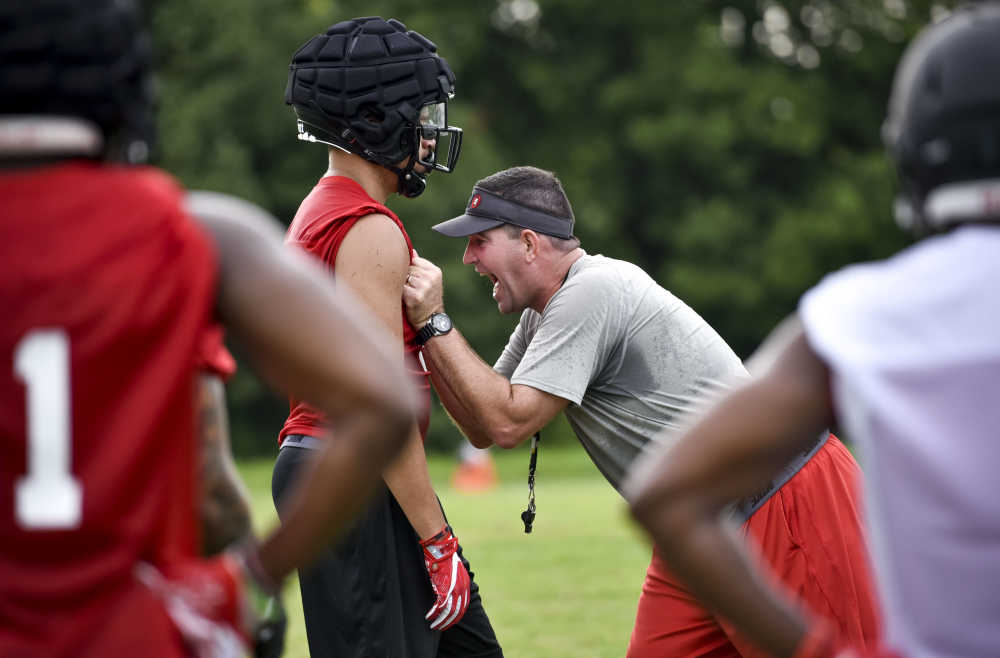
[325,150,397,204]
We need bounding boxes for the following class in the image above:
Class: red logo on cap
[469,194,481,209]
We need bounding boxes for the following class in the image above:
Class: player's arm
[189,192,415,584]
[623,316,836,658]
[334,214,448,539]
[336,214,472,630]
[404,252,568,448]
[197,372,254,556]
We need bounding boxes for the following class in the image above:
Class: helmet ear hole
[359,104,385,125]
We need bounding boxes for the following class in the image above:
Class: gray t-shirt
[494,253,747,493]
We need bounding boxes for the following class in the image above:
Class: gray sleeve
[506,271,621,405]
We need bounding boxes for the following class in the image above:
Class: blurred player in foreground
[0,2,414,656]
[626,5,1000,657]
[403,165,880,656]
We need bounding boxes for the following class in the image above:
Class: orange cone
[451,443,498,493]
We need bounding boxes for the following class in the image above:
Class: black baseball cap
[432,187,575,239]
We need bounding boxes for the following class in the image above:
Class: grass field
[238,442,652,658]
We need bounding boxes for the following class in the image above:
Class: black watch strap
[415,322,436,346]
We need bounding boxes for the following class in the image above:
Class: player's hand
[229,542,288,658]
[135,542,287,658]
[403,249,445,328]
[791,621,860,658]
[419,524,470,631]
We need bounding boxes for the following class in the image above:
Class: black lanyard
[520,432,541,533]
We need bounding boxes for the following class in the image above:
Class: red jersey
[0,162,218,657]
[279,176,430,443]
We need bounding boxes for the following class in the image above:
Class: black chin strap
[520,432,541,533]
[390,160,427,198]
[388,129,430,198]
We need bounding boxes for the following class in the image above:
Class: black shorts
[272,442,503,658]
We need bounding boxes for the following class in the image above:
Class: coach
[403,165,881,657]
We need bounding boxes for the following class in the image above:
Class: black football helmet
[882,3,1000,234]
[285,17,463,198]
[0,0,155,163]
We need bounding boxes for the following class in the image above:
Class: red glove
[135,555,246,658]
[419,525,470,631]
[135,543,286,658]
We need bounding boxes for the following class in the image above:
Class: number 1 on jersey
[14,329,82,529]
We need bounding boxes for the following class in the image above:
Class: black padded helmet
[0,0,155,163]
[882,3,1000,234]
[285,17,463,198]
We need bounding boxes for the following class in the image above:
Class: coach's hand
[404,249,445,328]
[419,525,470,631]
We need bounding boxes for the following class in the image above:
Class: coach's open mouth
[479,271,499,300]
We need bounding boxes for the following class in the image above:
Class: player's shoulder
[799,239,943,368]
[344,210,410,252]
[336,212,410,274]
[103,164,186,209]
[25,162,186,220]
[89,165,196,241]
[50,164,196,247]
[804,227,1000,358]
[805,234,954,317]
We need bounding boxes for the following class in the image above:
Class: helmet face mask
[414,101,462,174]
[286,17,463,198]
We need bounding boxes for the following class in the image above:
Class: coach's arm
[426,329,567,449]
[402,255,568,449]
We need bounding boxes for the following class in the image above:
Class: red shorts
[626,436,882,657]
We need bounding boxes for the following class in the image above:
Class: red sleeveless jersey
[0,161,217,657]
[279,176,430,443]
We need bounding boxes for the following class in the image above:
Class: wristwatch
[415,312,453,345]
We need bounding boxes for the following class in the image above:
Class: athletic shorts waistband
[280,434,323,450]
[729,430,829,523]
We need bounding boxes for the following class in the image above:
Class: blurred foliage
[147,0,960,455]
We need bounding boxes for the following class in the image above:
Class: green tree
[149,0,960,454]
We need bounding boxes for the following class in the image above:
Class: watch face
[432,313,452,332]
